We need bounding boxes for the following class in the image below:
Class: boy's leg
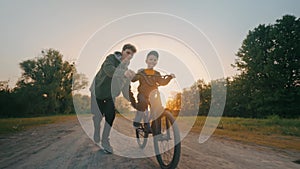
[92,94,102,143]
[133,110,144,128]
[100,98,115,153]
[133,93,148,128]
[143,109,152,132]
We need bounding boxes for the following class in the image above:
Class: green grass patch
[190,116,300,151]
[220,116,300,136]
[0,115,77,135]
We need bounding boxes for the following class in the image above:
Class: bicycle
[134,74,181,169]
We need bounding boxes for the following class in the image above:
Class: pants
[136,93,149,112]
[91,93,116,141]
[133,109,150,123]
[134,93,150,124]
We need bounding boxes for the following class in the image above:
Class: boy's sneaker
[101,139,113,153]
[133,122,142,129]
[93,130,100,143]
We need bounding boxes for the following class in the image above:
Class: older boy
[90,44,137,153]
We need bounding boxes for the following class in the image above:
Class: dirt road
[0,116,299,169]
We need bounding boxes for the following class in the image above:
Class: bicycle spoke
[154,110,181,169]
[157,116,175,165]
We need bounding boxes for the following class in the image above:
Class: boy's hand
[124,69,136,79]
[170,73,176,78]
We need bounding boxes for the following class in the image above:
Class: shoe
[133,122,142,128]
[101,139,113,153]
[94,130,100,143]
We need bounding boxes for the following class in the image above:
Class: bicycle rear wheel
[153,110,181,169]
[135,123,149,148]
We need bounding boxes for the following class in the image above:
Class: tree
[0,80,14,117]
[233,15,300,118]
[224,76,252,117]
[177,80,202,116]
[166,92,181,116]
[0,80,9,92]
[115,96,132,115]
[73,94,91,114]
[198,79,211,116]
[166,79,212,116]
[15,49,88,116]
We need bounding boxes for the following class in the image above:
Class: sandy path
[0,116,299,169]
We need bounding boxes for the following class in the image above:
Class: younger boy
[131,50,175,128]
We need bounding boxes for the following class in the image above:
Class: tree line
[166,15,300,118]
[0,49,88,117]
[0,15,299,118]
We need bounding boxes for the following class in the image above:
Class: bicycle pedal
[136,128,143,132]
[101,148,113,154]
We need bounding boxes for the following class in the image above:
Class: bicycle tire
[135,123,149,149]
[153,110,181,169]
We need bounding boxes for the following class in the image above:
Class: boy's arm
[131,69,143,82]
[102,55,127,78]
[131,74,139,82]
[156,72,173,86]
[121,81,137,109]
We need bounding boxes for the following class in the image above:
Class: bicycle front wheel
[153,110,181,169]
[136,124,149,149]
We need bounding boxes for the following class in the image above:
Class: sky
[0,0,299,92]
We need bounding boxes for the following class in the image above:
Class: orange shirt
[144,69,155,75]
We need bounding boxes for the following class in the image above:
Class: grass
[190,116,300,151]
[0,115,77,135]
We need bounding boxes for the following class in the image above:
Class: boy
[131,50,175,128]
[91,44,137,153]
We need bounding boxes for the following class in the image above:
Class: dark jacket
[90,52,135,103]
[131,69,173,98]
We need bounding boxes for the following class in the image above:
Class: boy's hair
[122,44,137,53]
[147,50,159,59]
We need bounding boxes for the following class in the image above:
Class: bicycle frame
[134,91,181,169]
[137,90,168,139]
[134,73,181,169]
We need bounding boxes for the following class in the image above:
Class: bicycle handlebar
[136,73,172,78]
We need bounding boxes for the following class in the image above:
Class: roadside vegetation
[192,115,300,151]
[0,115,77,135]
